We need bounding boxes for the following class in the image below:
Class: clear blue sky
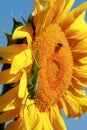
[0,0,87,130]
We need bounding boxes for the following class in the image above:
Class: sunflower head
[0,0,87,130]
[32,23,73,111]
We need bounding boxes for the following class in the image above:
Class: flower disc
[32,24,73,111]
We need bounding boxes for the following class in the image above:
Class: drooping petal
[49,104,66,130]
[0,86,22,111]
[0,44,28,60]
[12,26,33,46]
[0,108,19,123]
[0,69,22,84]
[10,49,32,74]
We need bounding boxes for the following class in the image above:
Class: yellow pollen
[32,24,73,112]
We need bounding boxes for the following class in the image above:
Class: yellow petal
[34,0,50,35]
[22,103,38,130]
[68,87,86,97]
[12,26,33,46]
[49,104,66,130]
[0,69,22,84]
[73,71,87,87]
[18,70,27,98]
[73,65,87,78]
[33,108,42,130]
[66,89,87,115]
[72,39,87,54]
[0,86,21,111]
[44,0,65,26]
[38,0,53,4]
[0,108,19,123]
[10,49,32,74]
[78,57,87,65]
[33,0,43,15]
[72,76,87,89]
[65,12,87,40]
[62,2,87,30]
[61,93,82,118]
[62,0,75,19]
[0,44,27,60]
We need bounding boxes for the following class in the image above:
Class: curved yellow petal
[65,12,87,40]
[72,39,87,54]
[68,87,86,97]
[49,104,66,130]
[78,57,87,65]
[44,0,65,26]
[34,0,65,34]
[33,108,42,130]
[54,0,75,24]
[62,2,87,30]
[72,76,87,89]
[62,0,75,18]
[0,108,19,123]
[73,65,87,78]
[38,0,53,4]
[0,44,27,60]
[0,69,22,84]
[66,89,87,115]
[61,92,82,118]
[10,49,32,74]
[0,86,21,111]
[12,26,33,46]
[22,104,38,130]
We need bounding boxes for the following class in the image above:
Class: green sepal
[27,13,35,32]
[20,15,28,25]
[27,13,34,23]
[2,30,12,45]
[11,15,23,33]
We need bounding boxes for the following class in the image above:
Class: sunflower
[0,0,87,130]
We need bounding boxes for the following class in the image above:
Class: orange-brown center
[32,24,73,112]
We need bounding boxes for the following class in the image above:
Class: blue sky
[0,0,87,130]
